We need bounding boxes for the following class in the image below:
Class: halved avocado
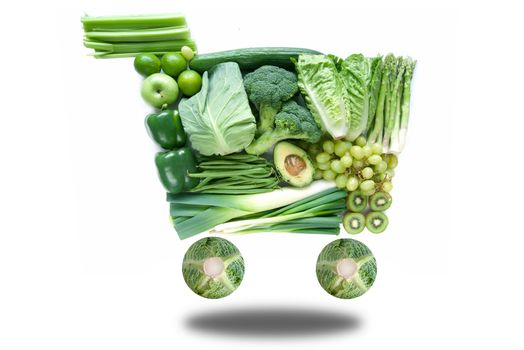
[273,142,314,187]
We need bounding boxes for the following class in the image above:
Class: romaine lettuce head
[179,62,256,156]
[339,54,375,141]
[294,55,350,139]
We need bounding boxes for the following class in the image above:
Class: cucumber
[189,47,323,73]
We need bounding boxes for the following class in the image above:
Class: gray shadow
[185,306,362,337]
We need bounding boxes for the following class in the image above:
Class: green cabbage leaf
[179,62,256,156]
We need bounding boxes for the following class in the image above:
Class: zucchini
[189,47,323,73]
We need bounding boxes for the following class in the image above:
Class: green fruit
[366,212,389,233]
[343,212,365,234]
[346,190,368,212]
[140,73,179,108]
[382,181,393,192]
[273,142,314,187]
[385,154,399,169]
[134,54,161,76]
[181,46,195,61]
[161,52,187,78]
[178,70,202,96]
[369,192,392,211]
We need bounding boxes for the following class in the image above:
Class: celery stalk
[84,39,196,54]
[81,13,187,31]
[84,27,190,42]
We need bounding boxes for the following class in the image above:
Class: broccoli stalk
[245,101,322,155]
[258,104,281,134]
[243,65,298,134]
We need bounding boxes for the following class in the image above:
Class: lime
[133,54,161,77]
[178,70,202,96]
[161,52,187,78]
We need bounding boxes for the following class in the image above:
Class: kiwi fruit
[366,212,389,233]
[369,192,392,211]
[346,191,368,212]
[342,212,366,234]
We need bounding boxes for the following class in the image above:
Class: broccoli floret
[245,101,322,155]
[243,65,298,134]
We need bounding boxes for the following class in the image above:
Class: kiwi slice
[369,192,392,211]
[366,212,389,234]
[346,191,368,212]
[342,212,366,234]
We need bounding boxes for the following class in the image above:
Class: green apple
[141,73,179,108]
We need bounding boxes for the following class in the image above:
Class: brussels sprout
[316,238,377,299]
[182,237,244,299]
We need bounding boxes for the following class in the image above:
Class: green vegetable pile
[83,13,417,299]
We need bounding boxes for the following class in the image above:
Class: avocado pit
[273,141,314,187]
[284,154,306,176]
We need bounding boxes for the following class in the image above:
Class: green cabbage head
[179,62,256,156]
[316,238,377,299]
[182,237,244,299]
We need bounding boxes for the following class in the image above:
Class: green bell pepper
[155,147,199,194]
[145,109,187,150]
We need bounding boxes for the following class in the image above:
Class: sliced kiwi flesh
[342,212,365,234]
[366,211,389,233]
[370,192,392,211]
[346,190,368,212]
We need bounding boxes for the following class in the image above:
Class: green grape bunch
[309,136,398,196]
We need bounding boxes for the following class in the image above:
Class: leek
[168,181,341,239]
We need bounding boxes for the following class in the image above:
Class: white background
[1,1,523,349]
